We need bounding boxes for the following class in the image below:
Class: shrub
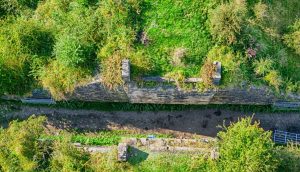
[38,60,92,100]
[50,134,91,172]
[218,117,278,172]
[0,18,54,95]
[277,143,300,172]
[0,116,48,171]
[210,1,247,44]
[206,46,244,86]
[264,70,282,91]
[96,0,140,89]
[100,52,124,90]
[89,149,132,172]
[164,70,186,90]
[188,155,218,172]
[54,34,95,67]
[0,0,41,18]
[253,58,274,76]
[0,61,34,95]
[253,2,268,22]
[285,80,300,94]
[0,18,54,56]
[200,59,217,88]
[284,20,300,55]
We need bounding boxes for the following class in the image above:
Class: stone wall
[125,84,276,105]
[70,80,129,102]
[68,60,279,105]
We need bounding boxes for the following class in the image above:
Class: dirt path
[2,105,300,138]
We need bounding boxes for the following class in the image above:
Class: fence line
[273,130,300,144]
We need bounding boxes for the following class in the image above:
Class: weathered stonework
[70,80,129,102]
[67,60,278,105]
[4,60,298,106]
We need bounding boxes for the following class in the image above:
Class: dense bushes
[0,0,41,18]
[210,0,247,45]
[218,117,278,172]
[50,136,91,171]
[0,0,299,98]
[54,34,95,67]
[1,116,300,171]
[284,20,300,55]
[0,18,53,95]
[0,116,48,171]
[205,46,244,87]
[38,60,92,100]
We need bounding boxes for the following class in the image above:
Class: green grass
[41,130,172,146]
[139,0,213,77]
[91,151,215,172]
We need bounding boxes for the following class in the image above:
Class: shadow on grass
[127,147,149,165]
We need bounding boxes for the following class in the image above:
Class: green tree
[0,116,48,171]
[218,117,278,172]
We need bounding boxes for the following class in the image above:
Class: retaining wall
[69,60,278,105]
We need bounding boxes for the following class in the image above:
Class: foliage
[0,61,33,95]
[0,0,41,18]
[209,0,247,44]
[38,60,92,100]
[89,149,132,172]
[141,0,213,76]
[218,117,278,172]
[0,0,299,98]
[0,116,48,171]
[276,143,300,172]
[206,46,244,86]
[50,134,91,172]
[54,33,95,67]
[284,20,300,55]
[164,70,186,90]
[285,80,300,94]
[0,18,54,95]
[253,58,274,76]
[200,59,217,88]
[42,130,172,146]
[100,52,124,90]
[264,70,283,91]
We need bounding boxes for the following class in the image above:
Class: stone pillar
[117,143,128,162]
[210,148,220,160]
[213,61,221,85]
[122,59,130,82]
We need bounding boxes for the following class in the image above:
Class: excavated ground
[1,104,300,138]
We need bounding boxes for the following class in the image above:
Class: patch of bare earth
[2,105,300,138]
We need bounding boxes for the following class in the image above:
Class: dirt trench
[2,105,300,138]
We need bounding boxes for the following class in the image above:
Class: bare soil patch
[2,105,300,138]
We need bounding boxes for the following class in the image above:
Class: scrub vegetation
[0,0,299,99]
[0,116,299,171]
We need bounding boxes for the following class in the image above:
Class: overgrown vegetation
[0,116,299,171]
[0,0,299,99]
